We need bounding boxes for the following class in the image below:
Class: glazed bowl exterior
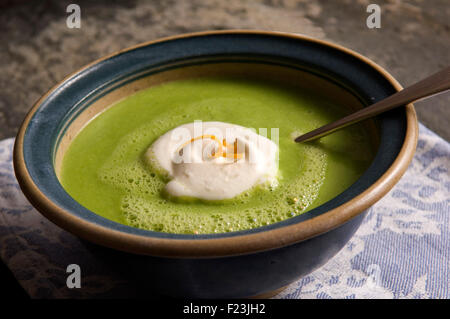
[13,30,418,298]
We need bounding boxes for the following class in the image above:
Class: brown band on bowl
[14,30,418,258]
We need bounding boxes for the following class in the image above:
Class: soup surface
[60,76,375,234]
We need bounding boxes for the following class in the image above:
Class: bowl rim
[13,30,418,258]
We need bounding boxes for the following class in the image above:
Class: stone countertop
[0,0,449,140]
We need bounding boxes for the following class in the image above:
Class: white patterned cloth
[0,124,449,298]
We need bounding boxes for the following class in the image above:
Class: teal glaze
[16,32,412,297]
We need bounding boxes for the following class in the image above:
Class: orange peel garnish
[177,135,244,161]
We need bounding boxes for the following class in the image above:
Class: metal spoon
[295,66,450,143]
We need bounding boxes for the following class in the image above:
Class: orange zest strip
[177,135,244,161]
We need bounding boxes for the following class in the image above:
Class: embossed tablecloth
[0,123,449,299]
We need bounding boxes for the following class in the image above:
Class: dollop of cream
[146,121,278,200]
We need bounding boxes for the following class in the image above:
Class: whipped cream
[147,121,278,200]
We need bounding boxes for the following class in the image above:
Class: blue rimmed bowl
[13,30,417,298]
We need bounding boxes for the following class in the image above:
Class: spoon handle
[295,66,450,143]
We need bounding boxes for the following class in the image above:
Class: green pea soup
[60,76,376,234]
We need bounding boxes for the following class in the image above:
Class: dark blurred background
[0,0,449,140]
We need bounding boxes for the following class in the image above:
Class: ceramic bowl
[13,30,418,298]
